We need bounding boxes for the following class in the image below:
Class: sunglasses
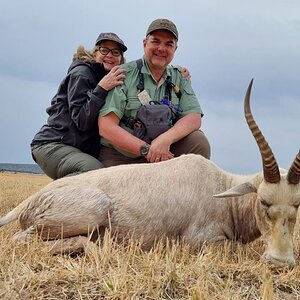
[96,46,122,57]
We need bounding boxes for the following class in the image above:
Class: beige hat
[146,18,178,40]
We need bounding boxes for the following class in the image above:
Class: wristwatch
[140,143,150,157]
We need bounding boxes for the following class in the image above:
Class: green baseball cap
[146,18,178,40]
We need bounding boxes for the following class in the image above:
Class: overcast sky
[0,0,299,174]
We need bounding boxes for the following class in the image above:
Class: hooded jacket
[31,59,108,158]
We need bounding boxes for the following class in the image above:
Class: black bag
[133,102,173,144]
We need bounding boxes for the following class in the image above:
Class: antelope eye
[260,199,271,208]
[293,203,300,209]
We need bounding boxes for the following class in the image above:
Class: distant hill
[0,163,44,174]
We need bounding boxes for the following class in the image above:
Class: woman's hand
[98,66,126,91]
[177,65,191,80]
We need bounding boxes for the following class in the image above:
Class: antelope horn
[287,150,300,184]
[244,79,281,183]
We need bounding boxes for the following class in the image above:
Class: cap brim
[96,39,127,52]
[147,28,178,40]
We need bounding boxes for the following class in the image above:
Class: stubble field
[0,172,300,299]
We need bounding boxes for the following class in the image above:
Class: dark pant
[31,143,103,180]
[98,130,211,167]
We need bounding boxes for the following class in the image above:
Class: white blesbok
[0,80,299,267]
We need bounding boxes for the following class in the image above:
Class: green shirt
[99,57,203,156]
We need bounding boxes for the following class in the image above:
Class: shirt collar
[142,56,172,83]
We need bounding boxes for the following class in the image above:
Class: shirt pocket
[124,96,142,119]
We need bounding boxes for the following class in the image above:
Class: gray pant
[98,130,211,167]
[31,143,103,180]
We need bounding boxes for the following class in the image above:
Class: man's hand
[147,135,174,163]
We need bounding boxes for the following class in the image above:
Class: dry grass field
[0,172,300,299]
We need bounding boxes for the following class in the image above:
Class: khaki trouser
[31,143,103,180]
[98,130,211,167]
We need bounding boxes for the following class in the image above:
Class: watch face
[140,144,149,156]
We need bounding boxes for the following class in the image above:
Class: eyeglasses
[96,46,122,57]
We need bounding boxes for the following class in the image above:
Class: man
[98,18,210,167]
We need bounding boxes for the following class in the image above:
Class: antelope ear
[213,182,257,198]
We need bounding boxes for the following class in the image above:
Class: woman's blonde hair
[72,45,95,62]
[72,45,125,64]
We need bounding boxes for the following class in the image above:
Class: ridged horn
[287,151,300,184]
[244,79,281,183]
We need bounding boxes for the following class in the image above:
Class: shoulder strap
[136,59,144,92]
[165,77,182,101]
[136,59,182,101]
[120,59,144,129]
[171,81,182,100]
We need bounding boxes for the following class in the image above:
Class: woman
[31,32,127,179]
